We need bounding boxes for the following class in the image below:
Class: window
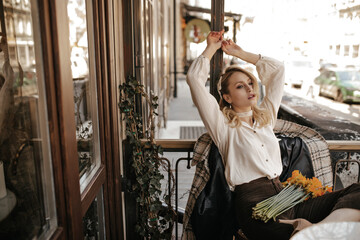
[344,45,349,56]
[67,0,101,193]
[336,45,341,55]
[0,0,58,238]
[352,45,359,58]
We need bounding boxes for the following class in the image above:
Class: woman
[186,30,360,240]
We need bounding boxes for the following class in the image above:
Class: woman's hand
[202,30,224,60]
[207,30,224,49]
[222,39,260,65]
[221,39,242,57]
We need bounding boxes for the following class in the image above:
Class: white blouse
[186,55,285,190]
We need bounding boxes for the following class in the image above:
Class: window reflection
[66,0,101,191]
[0,0,57,239]
[17,17,24,34]
[83,188,106,240]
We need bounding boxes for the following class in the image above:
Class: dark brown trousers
[234,177,360,240]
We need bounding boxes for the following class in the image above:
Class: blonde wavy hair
[218,66,271,128]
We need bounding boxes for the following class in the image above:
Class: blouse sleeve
[256,56,285,128]
[186,55,227,146]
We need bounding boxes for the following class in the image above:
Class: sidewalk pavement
[159,76,205,139]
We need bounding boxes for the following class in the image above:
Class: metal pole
[173,0,177,98]
[210,0,224,101]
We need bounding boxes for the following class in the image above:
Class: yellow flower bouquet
[252,170,332,223]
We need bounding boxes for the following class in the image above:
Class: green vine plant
[119,76,175,239]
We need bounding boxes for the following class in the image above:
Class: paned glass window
[82,187,106,240]
[66,0,101,193]
[0,0,57,238]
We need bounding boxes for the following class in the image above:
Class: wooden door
[35,0,124,238]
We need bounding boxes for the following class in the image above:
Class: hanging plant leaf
[119,75,175,239]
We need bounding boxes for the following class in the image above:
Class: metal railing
[152,139,360,239]
[152,139,195,238]
[327,141,360,190]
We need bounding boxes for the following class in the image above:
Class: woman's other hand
[221,39,242,57]
[222,39,260,65]
[202,30,224,60]
[207,30,224,49]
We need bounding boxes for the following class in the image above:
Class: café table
[291,221,360,240]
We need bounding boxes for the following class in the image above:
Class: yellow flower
[253,171,332,223]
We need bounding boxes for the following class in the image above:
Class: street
[284,85,360,125]
[281,85,360,141]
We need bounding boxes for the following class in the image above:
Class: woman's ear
[223,94,232,104]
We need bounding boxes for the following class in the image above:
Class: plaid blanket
[181,119,332,239]
[181,133,212,240]
[273,119,333,187]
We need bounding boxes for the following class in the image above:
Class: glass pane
[66,0,101,192]
[0,0,57,239]
[83,187,106,240]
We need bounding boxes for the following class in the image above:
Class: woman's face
[223,71,257,112]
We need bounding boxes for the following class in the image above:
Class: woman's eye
[237,85,243,89]
[249,82,253,85]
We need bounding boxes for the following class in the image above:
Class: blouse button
[253,130,256,133]
[266,159,268,162]
[274,173,277,176]
[262,144,264,147]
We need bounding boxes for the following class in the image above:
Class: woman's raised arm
[221,39,260,65]
[186,30,227,146]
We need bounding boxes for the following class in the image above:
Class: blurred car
[285,59,317,88]
[314,69,360,103]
